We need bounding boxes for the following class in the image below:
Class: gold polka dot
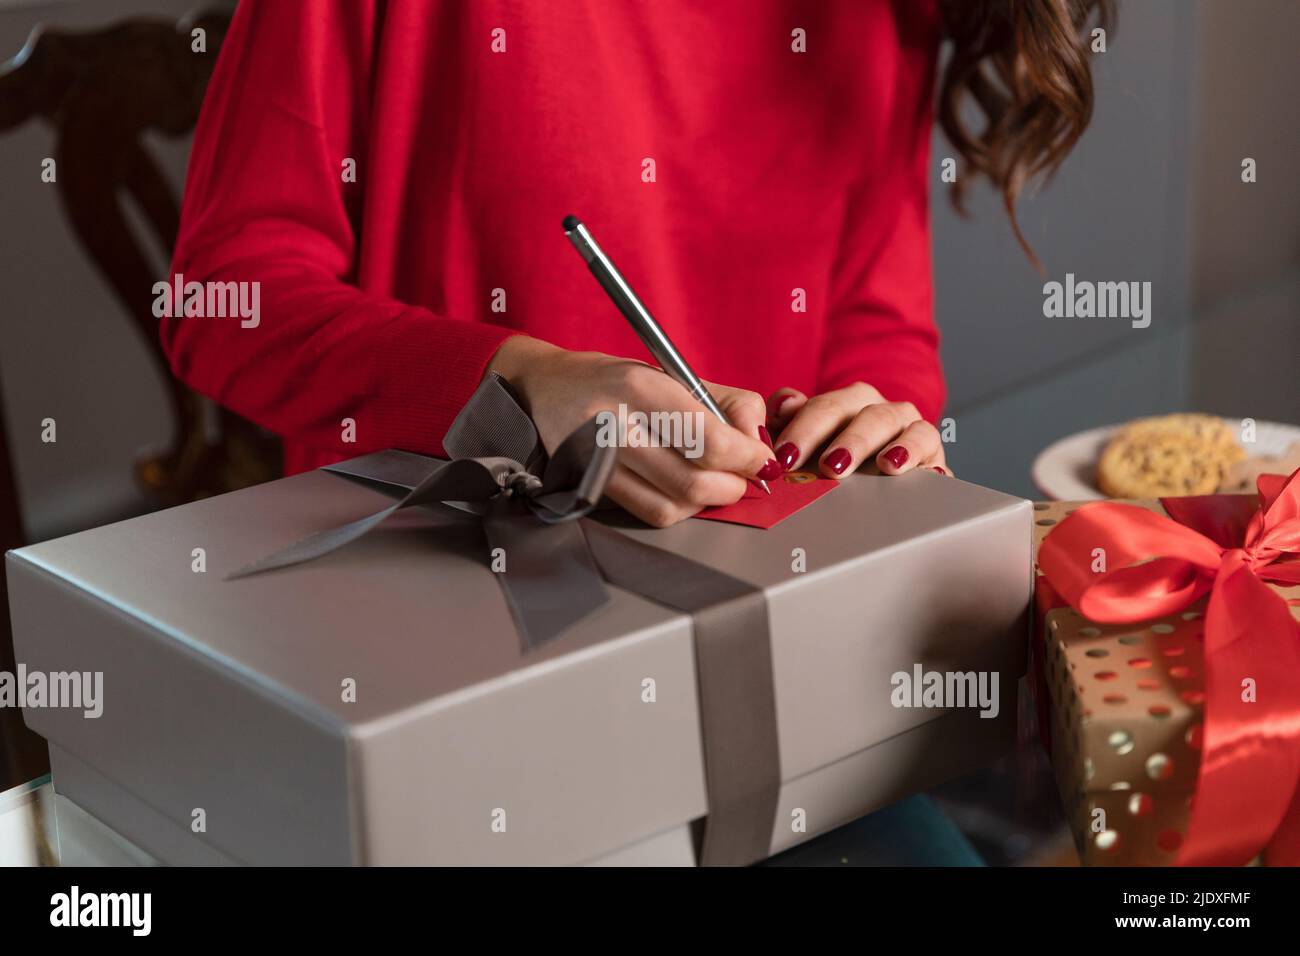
[1146,753,1174,780]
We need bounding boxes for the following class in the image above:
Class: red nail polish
[932,465,946,475]
[767,394,793,420]
[775,442,799,470]
[757,459,783,481]
[883,446,909,470]
[824,448,852,475]
[758,425,774,449]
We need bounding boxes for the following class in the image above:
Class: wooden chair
[0,4,279,790]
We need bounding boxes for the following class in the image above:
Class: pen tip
[760,479,771,495]
[562,214,580,232]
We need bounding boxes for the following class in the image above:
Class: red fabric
[165,1,944,475]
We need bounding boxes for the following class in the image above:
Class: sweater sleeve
[817,13,945,424]
[162,0,516,462]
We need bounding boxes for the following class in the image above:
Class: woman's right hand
[488,336,779,527]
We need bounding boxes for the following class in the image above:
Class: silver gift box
[7,462,1031,865]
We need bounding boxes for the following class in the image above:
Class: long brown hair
[938,0,1116,266]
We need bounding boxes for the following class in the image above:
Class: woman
[165,0,1111,527]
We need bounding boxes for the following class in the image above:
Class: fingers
[632,373,776,479]
[815,401,923,479]
[874,420,945,475]
[692,414,778,477]
[763,382,953,482]
[770,384,882,472]
[765,387,807,430]
[708,382,766,445]
[707,382,783,471]
[600,375,954,528]
[604,463,703,529]
[621,444,749,509]
[604,379,758,527]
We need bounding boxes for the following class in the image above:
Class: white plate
[1031,418,1300,501]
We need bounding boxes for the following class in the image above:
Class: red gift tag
[694,470,837,529]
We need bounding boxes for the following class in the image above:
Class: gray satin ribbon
[580,521,780,866]
[228,375,617,647]
[229,373,780,865]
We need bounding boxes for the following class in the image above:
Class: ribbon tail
[1178,558,1300,865]
[229,458,505,580]
[581,518,781,866]
[324,450,450,494]
[227,504,401,579]
[1261,560,1300,587]
[483,503,610,651]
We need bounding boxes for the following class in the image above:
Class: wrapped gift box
[1032,498,1300,866]
[8,462,1031,865]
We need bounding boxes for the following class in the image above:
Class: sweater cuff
[376,314,520,457]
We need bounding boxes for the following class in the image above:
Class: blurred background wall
[936,0,1299,494]
[1,0,1297,538]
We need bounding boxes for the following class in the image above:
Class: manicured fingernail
[824,448,852,475]
[775,442,799,471]
[767,394,793,420]
[757,459,783,481]
[932,465,947,476]
[757,425,774,449]
[883,446,909,470]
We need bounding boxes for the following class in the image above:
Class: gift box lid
[8,462,1032,864]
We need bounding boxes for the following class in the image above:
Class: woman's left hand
[764,383,950,479]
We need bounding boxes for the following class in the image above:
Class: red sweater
[166,0,944,475]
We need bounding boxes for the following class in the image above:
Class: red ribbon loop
[1038,468,1300,866]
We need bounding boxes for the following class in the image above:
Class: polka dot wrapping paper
[1031,498,1300,866]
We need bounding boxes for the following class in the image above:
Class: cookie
[1115,414,1246,464]
[1097,432,1226,498]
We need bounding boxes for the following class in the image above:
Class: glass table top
[1,774,159,867]
[0,775,57,866]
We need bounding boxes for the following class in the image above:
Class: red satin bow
[1038,468,1300,866]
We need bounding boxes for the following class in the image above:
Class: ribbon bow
[1038,468,1300,866]
[228,373,619,647]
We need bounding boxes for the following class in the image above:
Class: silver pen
[562,215,771,494]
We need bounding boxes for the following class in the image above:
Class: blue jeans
[763,795,985,867]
